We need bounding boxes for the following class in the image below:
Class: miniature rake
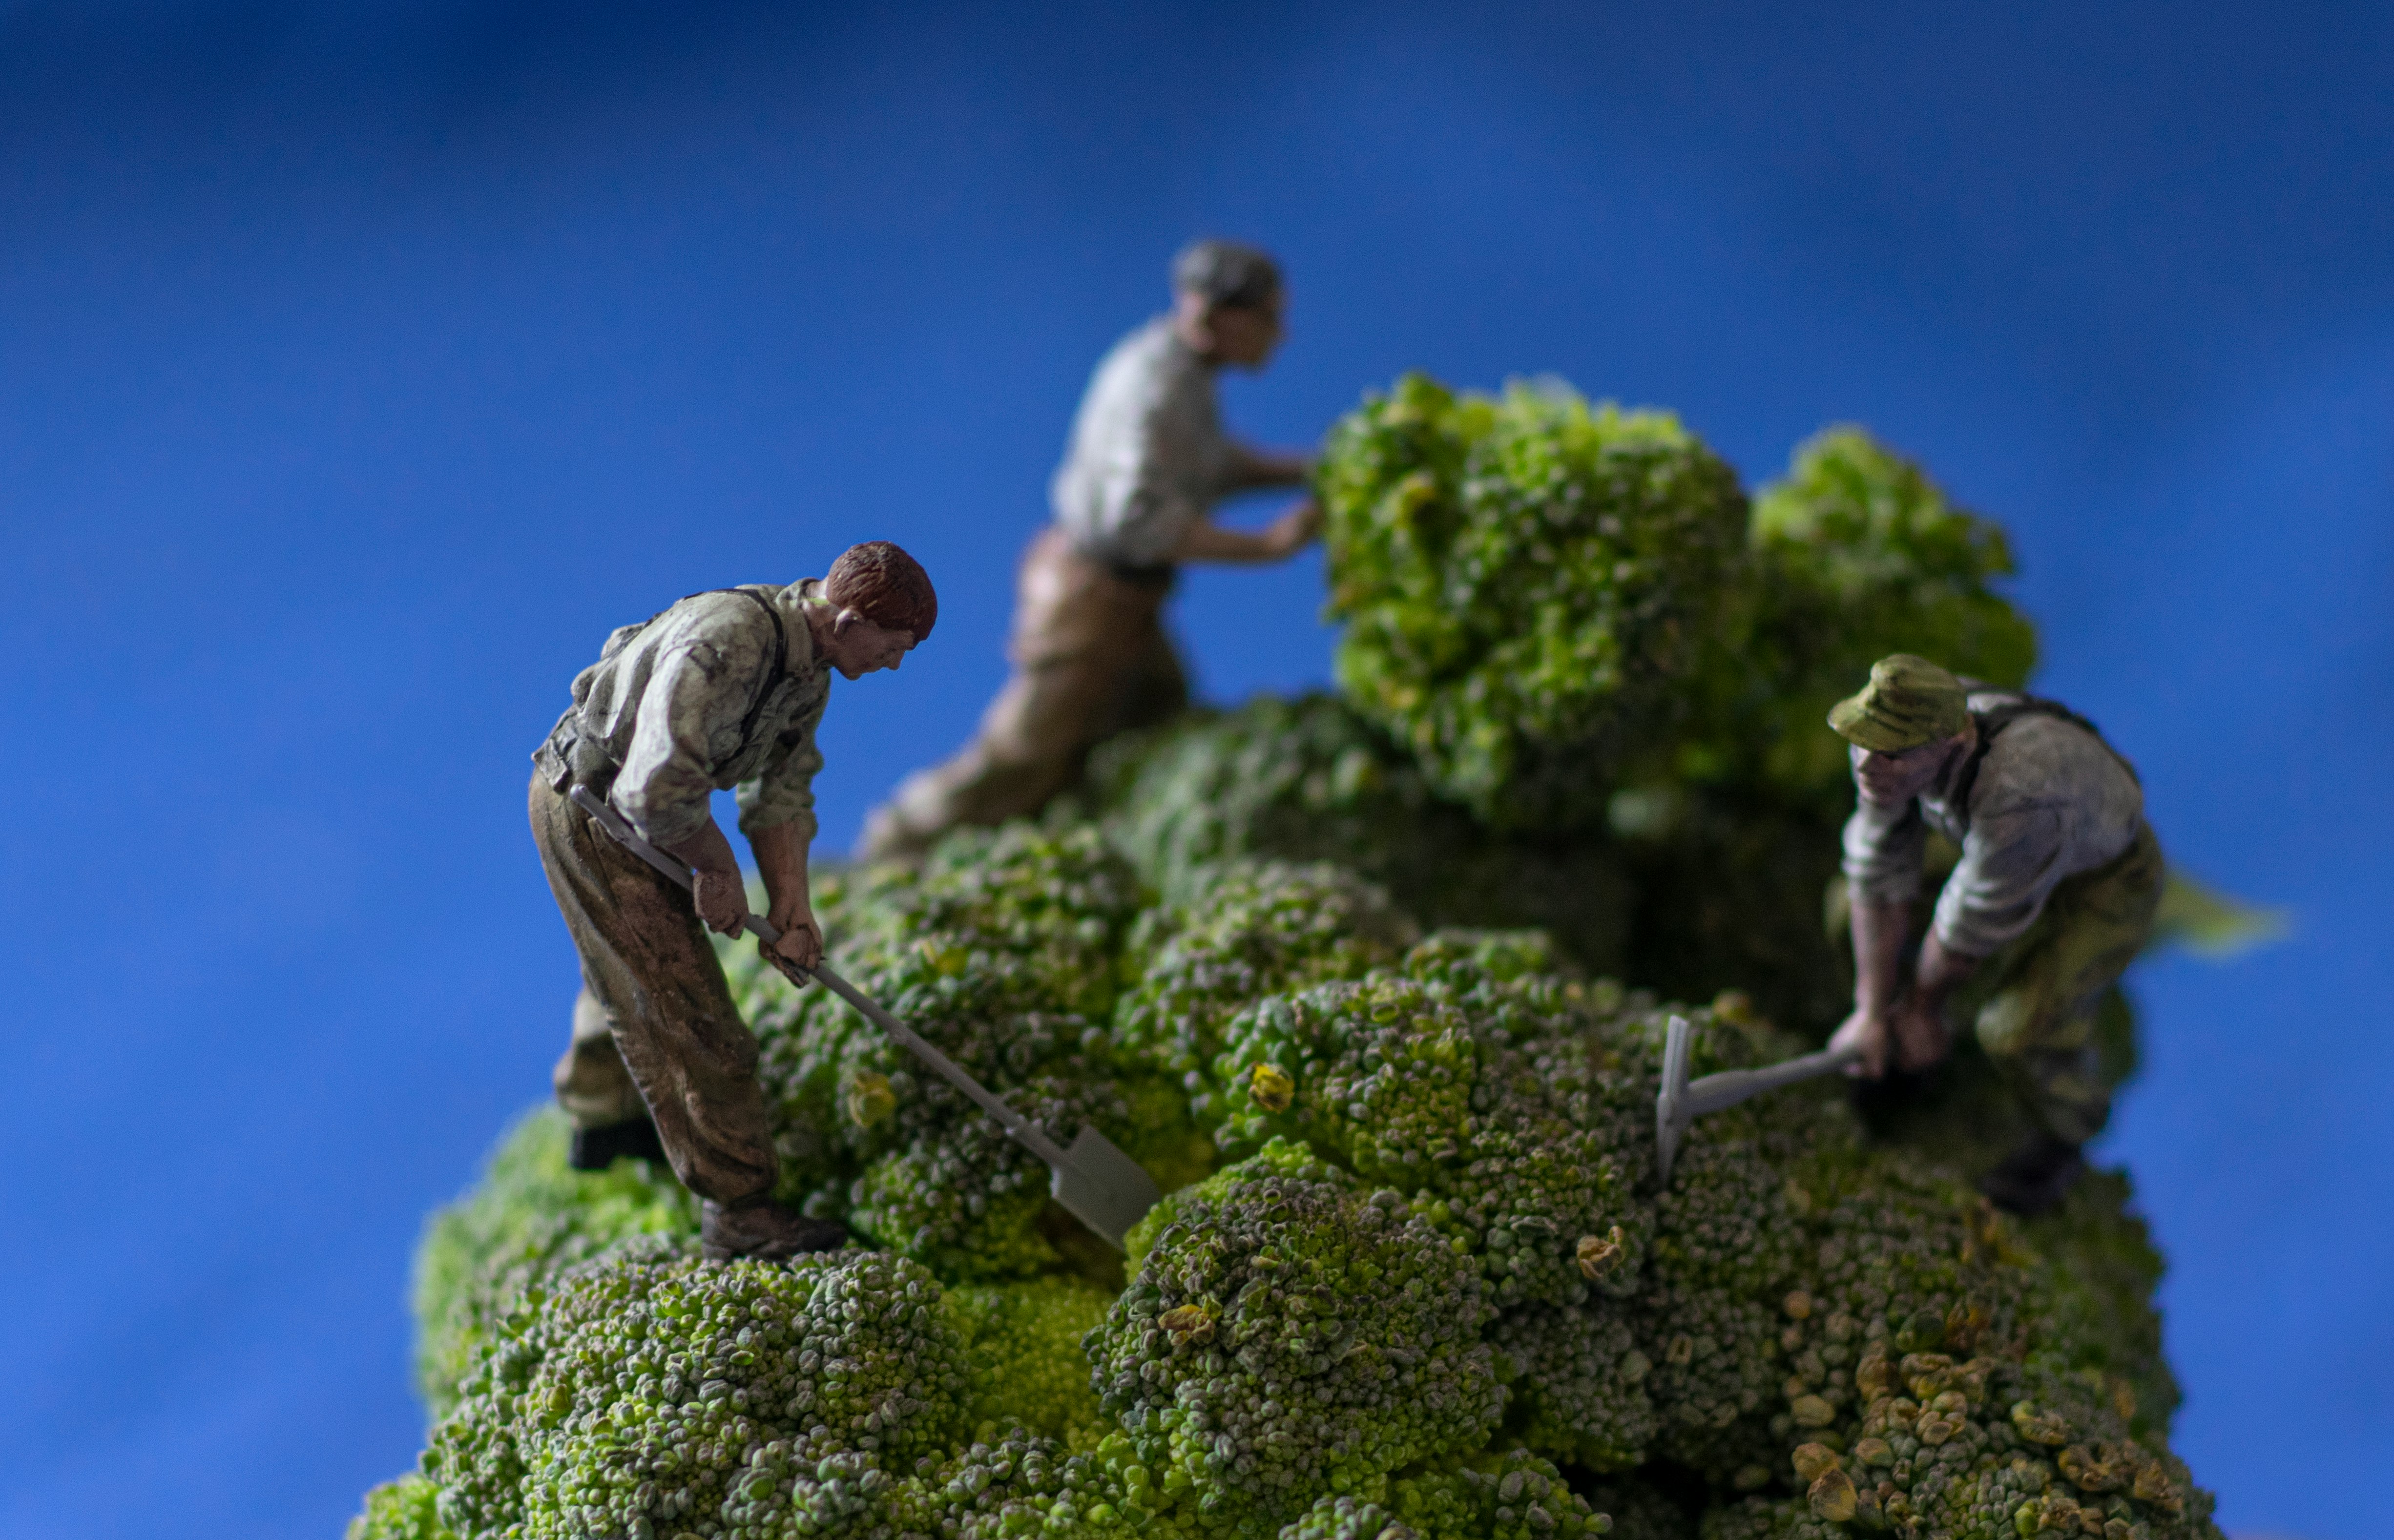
[1653,1013,1861,1187]
[570,785,1161,1250]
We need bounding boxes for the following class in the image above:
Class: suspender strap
[721,586,791,747]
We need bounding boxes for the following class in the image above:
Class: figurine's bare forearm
[1175,500,1321,565]
[659,818,741,880]
[749,821,812,921]
[1176,519,1294,564]
[1226,444,1313,490]
[1911,930,1983,1009]
[1849,894,1913,1016]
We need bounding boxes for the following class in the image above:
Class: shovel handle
[565,784,1068,1165]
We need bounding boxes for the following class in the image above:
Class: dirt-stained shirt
[535,582,832,849]
[1841,690,2145,957]
[1049,316,1242,568]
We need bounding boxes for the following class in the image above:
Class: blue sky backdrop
[1,3,2387,1537]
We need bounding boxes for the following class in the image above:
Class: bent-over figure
[860,239,1320,864]
[1826,653,2163,1215]
[530,541,937,1259]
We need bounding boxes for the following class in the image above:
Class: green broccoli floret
[1090,1145,1502,1533]
[740,826,1154,1280]
[1368,1450,1613,1540]
[411,1107,698,1418]
[1115,860,1416,1106]
[345,1474,454,1540]
[1211,969,1648,1314]
[423,1239,972,1540]
[1090,694,1638,975]
[1319,374,1751,830]
[1739,425,2038,810]
[948,1275,1115,1444]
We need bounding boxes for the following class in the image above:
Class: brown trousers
[860,526,1187,861]
[529,774,777,1206]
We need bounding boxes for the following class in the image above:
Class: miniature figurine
[1826,654,2164,1215]
[529,541,938,1259]
[859,239,1321,864]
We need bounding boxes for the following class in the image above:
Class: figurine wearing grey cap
[1827,653,2165,1214]
[862,240,1320,862]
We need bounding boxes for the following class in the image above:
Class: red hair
[824,541,937,641]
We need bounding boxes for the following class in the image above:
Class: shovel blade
[1049,1125,1162,1252]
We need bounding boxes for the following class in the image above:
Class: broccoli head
[1090,693,1638,976]
[1090,1143,1502,1533]
[346,1474,454,1540]
[1319,374,1751,830]
[1210,965,1649,1314]
[948,1274,1115,1445]
[1738,426,2037,810]
[411,1107,698,1419]
[422,1238,972,1540]
[1115,860,1415,1104]
[737,826,1155,1280]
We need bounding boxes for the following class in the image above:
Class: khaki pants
[1964,822,2165,1145]
[529,774,778,1206]
[861,527,1187,861]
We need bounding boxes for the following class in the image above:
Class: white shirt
[1049,317,1243,568]
[1841,692,2145,956]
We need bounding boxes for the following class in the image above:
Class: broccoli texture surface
[1319,375,1750,830]
[368,379,2217,1540]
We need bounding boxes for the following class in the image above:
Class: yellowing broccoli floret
[411,1107,698,1419]
[423,1239,972,1540]
[1090,1146,1502,1532]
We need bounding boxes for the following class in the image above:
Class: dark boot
[701,1197,849,1261]
[1978,1131,2087,1217]
[568,1116,668,1171]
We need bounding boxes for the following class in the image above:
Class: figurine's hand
[1890,994,1953,1073]
[766,912,824,973]
[1267,499,1324,557]
[691,867,750,937]
[1829,1008,1891,1079]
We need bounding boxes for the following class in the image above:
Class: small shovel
[569,785,1161,1250]
[1653,1013,1861,1187]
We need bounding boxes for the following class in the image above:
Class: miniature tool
[570,785,1161,1250]
[1654,1014,1861,1187]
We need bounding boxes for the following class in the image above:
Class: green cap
[1827,654,1968,752]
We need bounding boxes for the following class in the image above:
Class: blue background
[1,4,2386,1536]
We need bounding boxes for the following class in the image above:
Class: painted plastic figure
[529,541,937,1259]
[1825,653,2163,1215]
[860,239,1319,864]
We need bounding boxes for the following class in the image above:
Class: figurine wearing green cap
[1827,654,2164,1214]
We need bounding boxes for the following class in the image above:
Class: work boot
[568,1116,668,1171]
[701,1197,849,1261]
[1978,1131,2086,1217]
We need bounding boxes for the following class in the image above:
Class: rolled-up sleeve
[736,707,824,843]
[1933,802,2070,956]
[610,642,735,848]
[1842,800,1927,906]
